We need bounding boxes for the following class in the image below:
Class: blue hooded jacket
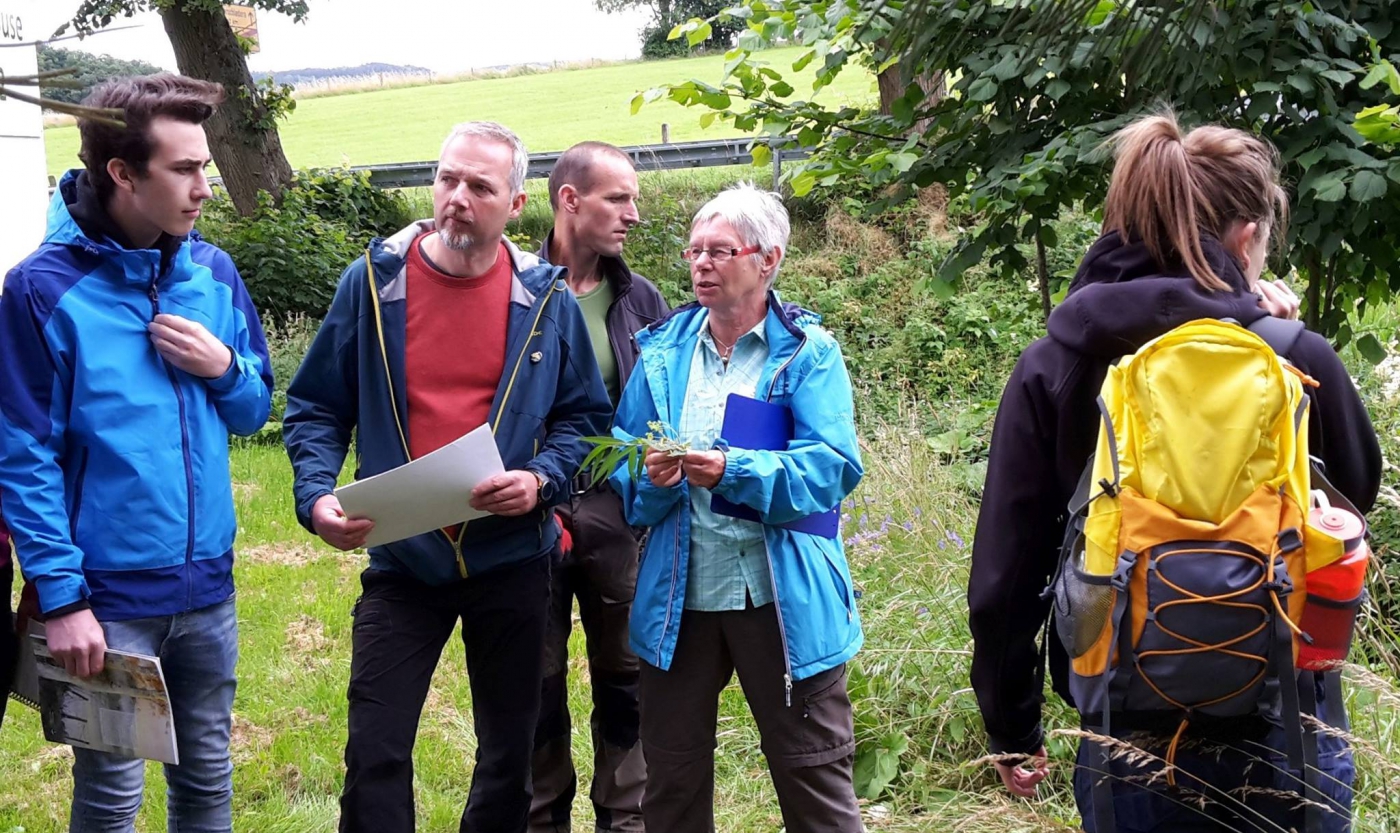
[0,171,274,620]
[283,222,613,583]
[612,293,865,690]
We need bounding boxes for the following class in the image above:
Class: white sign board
[0,0,48,277]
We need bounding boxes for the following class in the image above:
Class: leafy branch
[579,421,690,484]
[0,66,125,126]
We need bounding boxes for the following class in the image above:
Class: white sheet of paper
[334,423,506,548]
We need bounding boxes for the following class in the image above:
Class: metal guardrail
[354,137,811,190]
[50,137,811,195]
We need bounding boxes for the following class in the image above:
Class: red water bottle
[1298,501,1369,671]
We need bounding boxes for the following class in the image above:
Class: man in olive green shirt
[531,142,669,833]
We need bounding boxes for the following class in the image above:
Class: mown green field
[43,47,876,178]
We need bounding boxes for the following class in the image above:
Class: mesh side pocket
[1053,540,1115,659]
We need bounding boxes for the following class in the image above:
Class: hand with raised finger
[311,493,375,551]
[681,450,726,490]
[148,313,234,379]
[470,470,541,517]
[644,449,683,488]
[1256,279,1301,321]
[992,746,1049,798]
[46,608,107,679]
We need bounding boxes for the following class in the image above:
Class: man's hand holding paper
[332,423,507,548]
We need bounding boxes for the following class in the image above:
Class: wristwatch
[530,469,552,502]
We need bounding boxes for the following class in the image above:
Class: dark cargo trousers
[529,486,646,833]
[339,556,552,833]
[638,603,863,833]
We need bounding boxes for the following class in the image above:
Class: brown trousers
[638,604,862,833]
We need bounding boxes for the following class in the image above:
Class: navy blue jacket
[283,222,613,583]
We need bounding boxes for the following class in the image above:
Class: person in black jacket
[530,142,669,833]
[969,113,1382,831]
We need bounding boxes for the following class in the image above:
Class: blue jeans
[69,596,239,833]
[1074,675,1354,832]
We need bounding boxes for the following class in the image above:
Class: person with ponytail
[967,112,1382,831]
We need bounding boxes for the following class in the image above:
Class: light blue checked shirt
[679,315,773,611]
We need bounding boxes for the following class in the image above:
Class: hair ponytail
[1103,111,1286,291]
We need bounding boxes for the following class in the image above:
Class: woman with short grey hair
[610,182,866,832]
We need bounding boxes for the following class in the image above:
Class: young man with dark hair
[284,122,612,833]
[0,74,273,831]
[530,142,668,833]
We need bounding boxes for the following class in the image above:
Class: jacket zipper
[659,507,682,668]
[451,279,560,576]
[761,335,807,706]
[150,272,198,609]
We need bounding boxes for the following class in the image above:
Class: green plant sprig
[579,420,690,484]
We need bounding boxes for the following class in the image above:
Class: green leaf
[889,152,919,173]
[770,80,795,98]
[630,92,645,116]
[1318,69,1353,85]
[791,49,816,72]
[1286,74,1315,95]
[1350,170,1388,202]
[750,142,771,167]
[1045,79,1072,100]
[1355,334,1388,365]
[1311,177,1346,202]
[1085,0,1115,27]
[967,77,998,102]
[1360,63,1388,89]
[699,111,717,129]
[1294,148,1326,170]
[687,21,714,47]
[790,170,818,197]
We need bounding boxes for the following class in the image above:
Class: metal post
[771,138,781,191]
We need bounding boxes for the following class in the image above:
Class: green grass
[42,47,876,179]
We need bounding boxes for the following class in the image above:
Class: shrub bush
[199,168,412,322]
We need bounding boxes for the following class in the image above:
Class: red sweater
[404,234,511,462]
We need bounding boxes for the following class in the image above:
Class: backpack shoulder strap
[1246,316,1306,357]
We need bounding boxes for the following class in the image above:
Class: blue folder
[709,393,842,538]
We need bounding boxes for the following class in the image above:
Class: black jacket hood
[1046,231,1268,358]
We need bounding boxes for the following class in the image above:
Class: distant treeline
[36,46,163,106]
[36,47,430,105]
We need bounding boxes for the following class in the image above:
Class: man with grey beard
[283,121,611,833]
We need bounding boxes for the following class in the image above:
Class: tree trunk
[877,52,945,135]
[160,1,293,216]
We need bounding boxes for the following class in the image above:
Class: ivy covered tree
[648,0,1399,356]
[61,0,307,216]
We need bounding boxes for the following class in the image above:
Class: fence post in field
[661,123,670,144]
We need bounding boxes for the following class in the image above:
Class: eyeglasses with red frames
[681,245,761,263]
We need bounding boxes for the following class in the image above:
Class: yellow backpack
[1048,318,1364,833]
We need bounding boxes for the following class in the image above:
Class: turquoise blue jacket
[612,293,864,689]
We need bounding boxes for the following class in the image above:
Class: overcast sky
[29,1,653,74]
